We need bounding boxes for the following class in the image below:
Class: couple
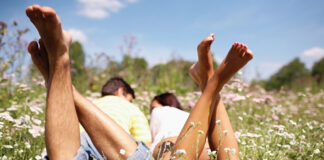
[26,4,253,160]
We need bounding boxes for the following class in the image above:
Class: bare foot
[26,5,71,67]
[189,34,215,91]
[28,39,50,87]
[208,42,253,92]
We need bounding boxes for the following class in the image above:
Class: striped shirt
[92,95,152,143]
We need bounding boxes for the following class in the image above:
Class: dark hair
[152,92,183,110]
[101,77,135,99]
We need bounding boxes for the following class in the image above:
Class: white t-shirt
[150,106,189,153]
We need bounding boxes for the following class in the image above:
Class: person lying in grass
[149,34,252,160]
[26,4,253,159]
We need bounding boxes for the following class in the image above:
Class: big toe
[28,41,39,55]
[42,6,57,17]
[198,34,214,50]
[28,41,43,65]
[244,49,254,60]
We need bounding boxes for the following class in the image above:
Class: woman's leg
[170,42,253,160]
[190,37,246,159]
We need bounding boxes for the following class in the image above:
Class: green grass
[0,78,323,159]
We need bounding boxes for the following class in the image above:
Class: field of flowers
[0,74,323,159]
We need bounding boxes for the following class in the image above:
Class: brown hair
[101,77,135,99]
[152,92,183,110]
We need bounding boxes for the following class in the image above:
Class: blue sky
[1,0,324,81]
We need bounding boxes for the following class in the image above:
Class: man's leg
[28,30,139,160]
[26,5,80,159]
[170,42,253,159]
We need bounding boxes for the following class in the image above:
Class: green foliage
[150,59,196,94]
[265,58,310,90]
[312,57,324,83]
[69,41,88,93]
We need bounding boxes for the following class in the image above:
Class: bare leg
[26,5,79,159]
[171,42,253,159]
[190,39,249,159]
[189,33,215,92]
[28,40,137,159]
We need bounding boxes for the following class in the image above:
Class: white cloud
[77,0,137,19]
[67,28,88,44]
[301,47,324,59]
[127,0,138,3]
[300,47,324,68]
[257,62,283,79]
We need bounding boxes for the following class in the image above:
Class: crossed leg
[26,5,80,159]
[190,35,253,159]
[169,37,253,159]
[27,5,139,159]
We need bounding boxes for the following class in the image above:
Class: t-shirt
[150,106,189,152]
[81,95,152,143]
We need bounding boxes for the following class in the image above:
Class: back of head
[152,92,183,110]
[101,77,135,99]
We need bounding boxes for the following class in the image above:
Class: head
[150,92,183,112]
[101,77,135,102]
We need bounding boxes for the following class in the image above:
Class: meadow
[0,21,323,160]
[0,75,323,159]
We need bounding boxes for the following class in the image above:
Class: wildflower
[2,155,7,160]
[198,130,204,135]
[272,114,279,120]
[216,120,221,124]
[234,131,241,140]
[282,145,290,149]
[300,135,305,139]
[238,116,243,121]
[120,149,126,155]
[254,114,263,121]
[25,142,31,149]
[272,125,285,131]
[223,130,228,135]
[289,120,297,126]
[224,148,230,153]
[289,140,296,145]
[35,155,42,160]
[231,148,236,155]
[306,122,313,130]
[3,145,13,149]
[175,149,186,156]
[189,122,195,127]
[314,149,320,154]
[33,118,42,125]
[207,149,216,156]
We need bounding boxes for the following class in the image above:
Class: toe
[28,41,39,54]
[198,34,214,50]
[243,49,253,60]
[42,6,57,18]
[232,42,241,53]
[31,6,42,20]
[25,6,33,17]
[238,43,247,57]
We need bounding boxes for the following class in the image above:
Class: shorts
[45,132,152,160]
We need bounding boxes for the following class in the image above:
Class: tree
[150,59,196,93]
[312,57,324,83]
[265,58,310,90]
[69,41,88,93]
